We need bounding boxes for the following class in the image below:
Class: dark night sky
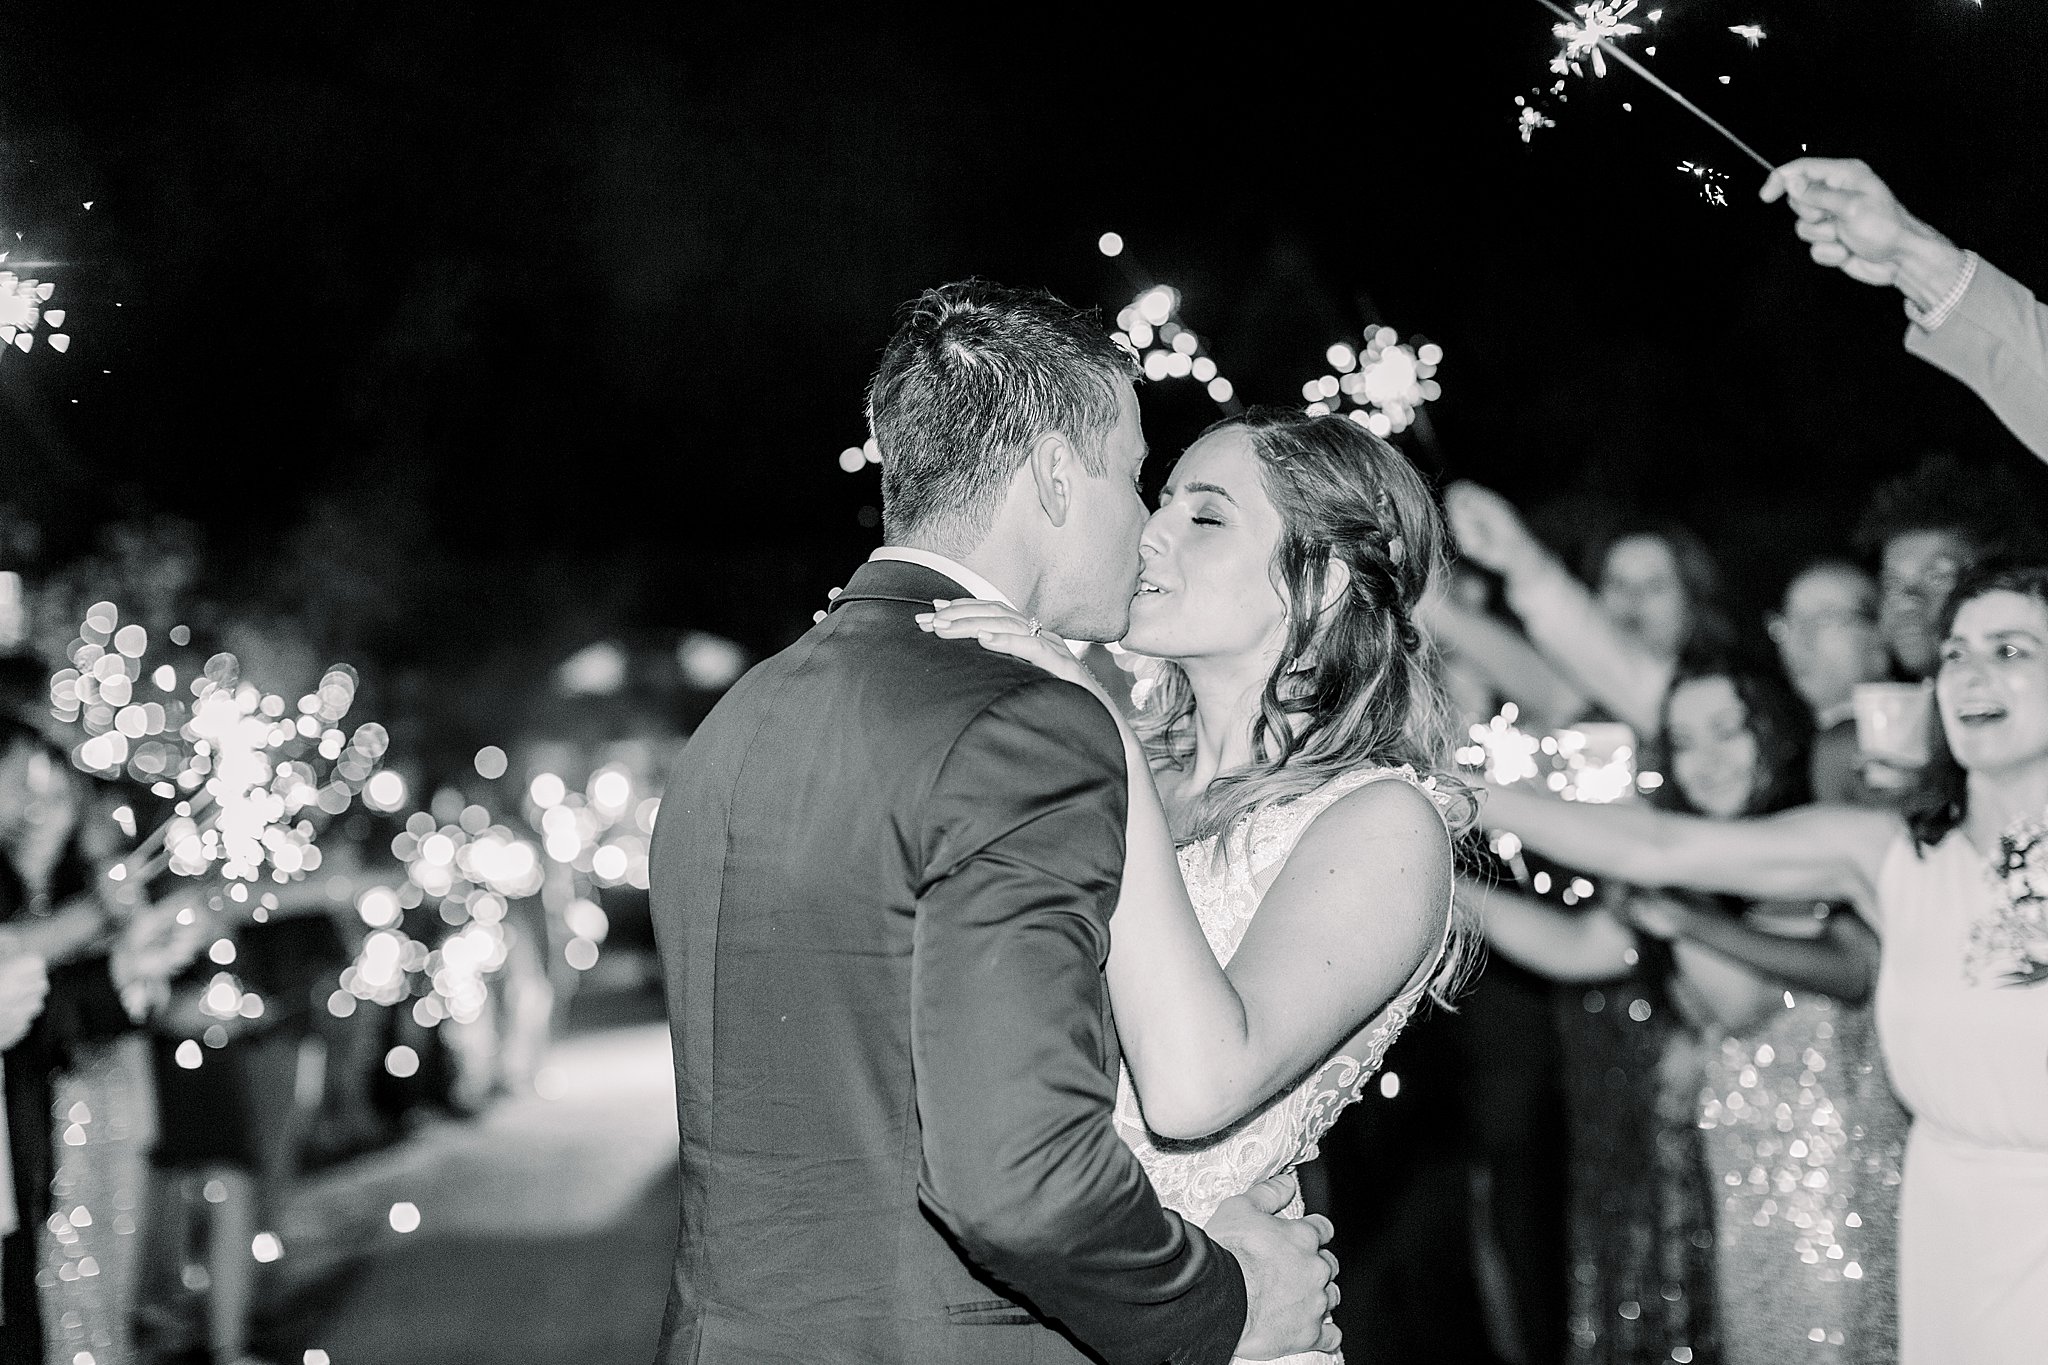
[2,1,2045,680]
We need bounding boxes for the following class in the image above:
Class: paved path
[269,1022,679,1365]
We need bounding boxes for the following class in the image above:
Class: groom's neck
[894,527,1040,616]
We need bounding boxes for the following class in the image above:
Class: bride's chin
[1118,623,1166,657]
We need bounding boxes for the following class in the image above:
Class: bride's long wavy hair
[1136,408,1476,1007]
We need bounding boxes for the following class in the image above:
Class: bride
[922,407,1471,1363]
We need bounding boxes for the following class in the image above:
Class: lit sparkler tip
[1677,160,1731,206]
[1551,1,1642,80]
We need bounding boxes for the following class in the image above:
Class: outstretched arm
[1763,156,2048,464]
[920,601,1451,1142]
[1421,595,1589,730]
[1482,787,1898,928]
[1627,892,1879,1004]
[1443,483,1671,735]
[1458,877,1636,983]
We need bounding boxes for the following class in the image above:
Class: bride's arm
[1105,741,1451,1139]
[919,602,1449,1141]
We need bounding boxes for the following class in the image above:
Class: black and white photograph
[0,3,2045,1363]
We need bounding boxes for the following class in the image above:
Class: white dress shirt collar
[867,546,1017,610]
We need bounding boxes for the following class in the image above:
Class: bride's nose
[1139,510,1169,561]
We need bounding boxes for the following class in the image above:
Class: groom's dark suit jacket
[650,558,1247,1365]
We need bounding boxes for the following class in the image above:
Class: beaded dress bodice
[1111,767,1454,1233]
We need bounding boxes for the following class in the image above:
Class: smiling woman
[1479,561,2048,1365]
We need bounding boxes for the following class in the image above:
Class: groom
[649,282,1339,1364]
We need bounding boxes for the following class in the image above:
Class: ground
[267,1012,679,1365]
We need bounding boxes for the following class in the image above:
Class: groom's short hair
[867,280,1139,550]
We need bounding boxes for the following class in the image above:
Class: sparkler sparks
[51,603,388,892]
[1113,284,1236,407]
[0,271,68,355]
[1678,160,1731,206]
[1728,24,1765,47]
[1523,0,1775,171]
[1454,705,1653,806]
[1515,95,1557,143]
[1301,328,1441,437]
[1550,1,1642,79]
[1455,706,1660,902]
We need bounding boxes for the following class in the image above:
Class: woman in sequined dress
[1476,662,1911,1364]
[1469,843,1720,1364]
[1631,666,1905,1365]
[1483,563,2048,1365]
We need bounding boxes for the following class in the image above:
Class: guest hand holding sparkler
[1764,156,2048,463]
[108,886,210,1020]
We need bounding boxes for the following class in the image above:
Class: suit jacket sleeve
[1905,255,2048,464]
[911,676,1248,1365]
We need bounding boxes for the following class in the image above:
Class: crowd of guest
[1311,159,2048,1365]
[0,669,574,1364]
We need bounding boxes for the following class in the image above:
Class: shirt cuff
[1904,249,1979,333]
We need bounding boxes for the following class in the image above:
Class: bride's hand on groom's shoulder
[917,599,1106,699]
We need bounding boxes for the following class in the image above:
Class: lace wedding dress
[1111,766,1455,1365]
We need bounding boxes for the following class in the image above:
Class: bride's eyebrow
[1181,481,1238,505]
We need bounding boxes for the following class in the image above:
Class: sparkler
[333,803,535,1028]
[1455,706,1651,805]
[1458,703,1662,906]
[1113,282,1237,408]
[49,603,389,898]
[1728,24,1765,47]
[1526,0,1775,173]
[1550,1,1642,79]
[1516,96,1557,144]
[0,269,68,356]
[1678,160,1731,207]
[1300,328,1442,437]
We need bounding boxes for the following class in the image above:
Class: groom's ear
[1026,431,1075,529]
